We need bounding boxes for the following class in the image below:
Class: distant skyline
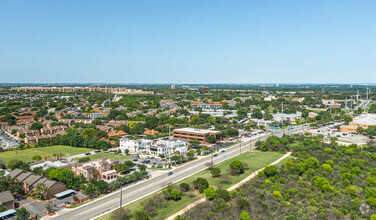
[1,1,376,84]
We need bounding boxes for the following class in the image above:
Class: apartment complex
[9,169,67,199]
[173,128,222,143]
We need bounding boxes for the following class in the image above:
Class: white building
[120,138,188,156]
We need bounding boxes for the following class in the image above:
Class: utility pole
[168,125,171,165]
[239,138,242,155]
[281,102,284,136]
[119,185,123,218]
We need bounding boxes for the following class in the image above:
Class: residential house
[71,158,119,181]
[0,191,15,209]
[108,130,128,137]
[41,125,68,134]
[159,99,177,108]
[9,169,67,199]
[143,129,159,135]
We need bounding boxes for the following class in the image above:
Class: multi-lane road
[45,125,306,220]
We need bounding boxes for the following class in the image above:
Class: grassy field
[0,145,93,163]
[85,152,131,161]
[98,150,285,220]
[177,151,283,189]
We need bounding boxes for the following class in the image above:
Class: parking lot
[15,192,87,218]
[0,131,19,149]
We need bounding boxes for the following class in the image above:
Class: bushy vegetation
[178,134,376,219]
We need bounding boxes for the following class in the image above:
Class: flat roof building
[173,128,222,143]
[341,113,376,132]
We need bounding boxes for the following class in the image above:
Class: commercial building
[173,128,222,143]
[341,114,376,132]
[119,138,188,155]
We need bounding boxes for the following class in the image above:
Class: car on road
[221,150,225,153]
[213,154,218,157]
[133,159,138,162]
[167,172,173,176]
[85,153,91,155]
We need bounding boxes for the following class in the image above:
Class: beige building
[71,158,119,181]
[173,128,222,143]
[341,114,376,132]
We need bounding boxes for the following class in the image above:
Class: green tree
[206,135,217,144]
[16,207,30,220]
[229,160,244,174]
[170,189,181,201]
[210,168,221,177]
[264,165,279,177]
[193,178,209,193]
[32,155,42,161]
[239,211,251,220]
[203,187,216,200]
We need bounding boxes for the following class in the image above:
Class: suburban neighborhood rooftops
[0,191,15,204]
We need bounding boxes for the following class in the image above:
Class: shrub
[237,199,250,209]
[193,178,209,193]
[264,165,279,177]
[220,174,232,184]
[273,190,282,198]
[215,188,231,202]
[203,187,216,200]
[179,183,190,192]
[322,164,333,173]
[367,196,376,207]
[210,168,221,177]
[345,186,357,197]
[170,189,181,201]
[239,211,251,220]
[229,160,244,175]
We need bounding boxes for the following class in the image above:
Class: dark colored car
[213,154,218,157]
[167,172,173,176]
[85,153,91,155]
[221,150,225,153]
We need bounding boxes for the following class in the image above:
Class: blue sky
[1,1,376,84]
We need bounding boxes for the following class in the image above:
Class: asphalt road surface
[44,126,305,220]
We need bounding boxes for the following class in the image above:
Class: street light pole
[119,185,123,218]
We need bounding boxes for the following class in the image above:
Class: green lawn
[177,151,283,189]
[98,150,285,220]
[85,152,131,161]
[0,145,93,163]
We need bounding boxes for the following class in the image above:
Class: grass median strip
[97,150,285,220]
